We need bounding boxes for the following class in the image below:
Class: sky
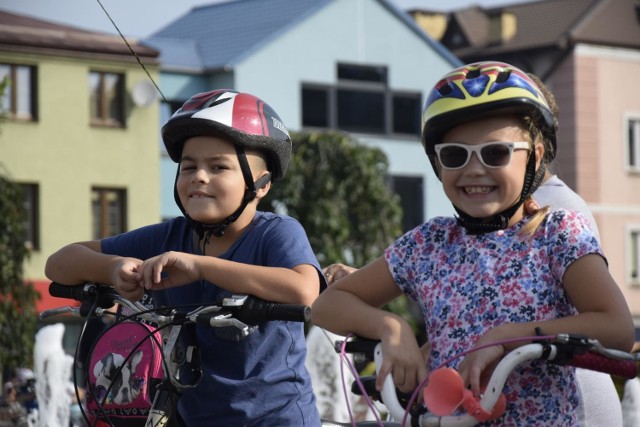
[0,0,535,38]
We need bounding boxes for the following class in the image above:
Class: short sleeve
[544,210,604,281]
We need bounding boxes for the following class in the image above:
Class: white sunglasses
[434,141,531,170]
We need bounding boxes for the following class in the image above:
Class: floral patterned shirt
[384,209,603,426]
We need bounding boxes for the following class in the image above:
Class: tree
[0,76,39,378]
[0,168,39,377]
[263,131,419,331]
[263,130,403,267]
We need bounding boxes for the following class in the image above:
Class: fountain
[622,377,640,427]
[33,323,74,427]
[305,325,383,423]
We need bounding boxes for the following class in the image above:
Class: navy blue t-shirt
[101,212,324,426]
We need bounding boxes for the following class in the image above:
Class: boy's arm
[139,252,320,306]
[199,258,320,306]
[45,241,145,301]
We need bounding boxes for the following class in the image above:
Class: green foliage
[263,130,403,267]
[263,131,421,332]
[0,168,39,373]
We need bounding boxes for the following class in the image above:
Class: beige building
[410,0,640,324]
[0,11,161,312]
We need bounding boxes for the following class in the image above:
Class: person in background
[0,382,27,427]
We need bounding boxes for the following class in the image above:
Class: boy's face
[439,115,542,225]
[176,135,264,224]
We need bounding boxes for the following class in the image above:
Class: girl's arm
[311,257,428,392]
[459,253,634,394]
[45,241,144,301]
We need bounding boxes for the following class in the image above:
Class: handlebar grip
[337,338,379,356]
[570,352,638,379]
[237,297,311,323]
[49,282,87,301]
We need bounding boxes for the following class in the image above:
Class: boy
[45,90,325,426]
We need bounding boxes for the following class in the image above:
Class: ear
[534,141,545,169]
[129,350,144,372]
[254,172,272,200]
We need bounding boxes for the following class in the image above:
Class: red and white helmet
[162,90,292,180]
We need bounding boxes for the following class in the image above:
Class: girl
[311,62,634,425]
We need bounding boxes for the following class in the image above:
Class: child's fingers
[375,361,392,391]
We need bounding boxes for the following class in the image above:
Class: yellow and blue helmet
[422,61,556,161]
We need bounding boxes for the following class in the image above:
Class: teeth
[464,186,493,194]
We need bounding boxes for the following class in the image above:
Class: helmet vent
[496,71,511,83]
[438,83,453,96]
[466,68,481,79]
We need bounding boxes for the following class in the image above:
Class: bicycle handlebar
[340,335,639,426]
[42,282,311,326]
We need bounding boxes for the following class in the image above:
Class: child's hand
[110,257,144,301]
[138,251,203,290]
[322,263,357,285]
[376,325,427,393]
[457,334,505,396]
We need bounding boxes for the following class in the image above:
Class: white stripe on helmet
[191,91,238,126]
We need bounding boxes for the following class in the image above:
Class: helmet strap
[173,145,272,250]
[454,153,546,235]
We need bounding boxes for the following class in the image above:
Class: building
[0,11,161,318]
[409,0,640,320]
[144,0,461,232]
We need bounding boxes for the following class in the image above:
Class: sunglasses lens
[439,145,469,168]
[480,144,512,167]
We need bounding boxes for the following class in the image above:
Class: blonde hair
[521,197,550,236]
[520,118,552,236]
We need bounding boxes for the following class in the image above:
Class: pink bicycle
[328,334,638,426]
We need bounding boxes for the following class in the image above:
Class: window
[392,93,421,135]
[389,175,424,232]
[92,188,127,239]
[89,71,125,127]
[301,87,329,128]
[20,183,40,251]
[301,63,421,137]
[337,89,385,133]
[626,117,640,172]
[630,229,640,285]
[0,63,37,121]
[337,63,387,84]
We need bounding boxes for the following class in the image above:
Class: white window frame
[625,115,640,173]
[629,226,640,287]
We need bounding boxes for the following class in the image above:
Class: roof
[442,0,640,57]
[145,0,460,72]
[0,10,159,61]
[146,0,330,72]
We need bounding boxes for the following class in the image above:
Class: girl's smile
[440,116,539,226]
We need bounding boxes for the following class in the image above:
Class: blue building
[145,0,461,229]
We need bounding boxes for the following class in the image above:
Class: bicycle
[39,282,311,427]
[330,334,639,426]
